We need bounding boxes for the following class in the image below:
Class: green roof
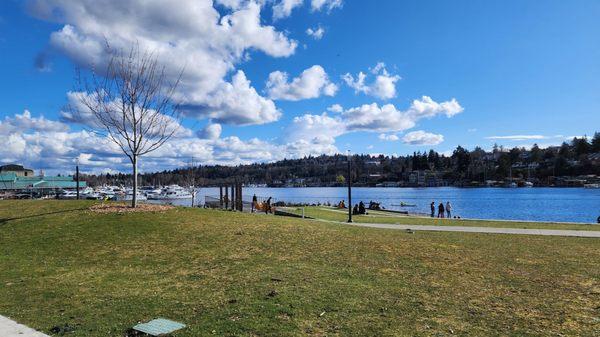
[0,175,86,190]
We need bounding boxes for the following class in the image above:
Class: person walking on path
[251,194,258,213]
[430,202,435,217]
[438,202,445,218]
[446,201,452,218]
[265,197,272,214]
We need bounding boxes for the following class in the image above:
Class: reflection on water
[150,187,600,224]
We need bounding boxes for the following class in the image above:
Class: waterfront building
[0,172,86,191]
[0,164,34,177]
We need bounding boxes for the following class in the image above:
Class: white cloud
[60,91,193,138]
[285,113,345,143]
[378,134,399,141]
[197,123,222,140]
[402,131,444,146]
[185,70,281,125]
[405,96,463,119]
[273,0,303,20]
[327,104,343,113]
[306,26,325,39]
[343,103,413,132]
[29,0,297,126]
[266,65,337,101]
[0,109,68,134]
[342,63,400,99]
[285,96,461,147]
[311,0,343,12]
[0,109,340,174]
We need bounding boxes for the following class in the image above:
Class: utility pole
[347,150,352,223]
[76,158,80,200]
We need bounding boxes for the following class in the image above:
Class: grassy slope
[0,200,598,337]
[280,206,600,231]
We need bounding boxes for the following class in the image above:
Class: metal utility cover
[132,318,186,336]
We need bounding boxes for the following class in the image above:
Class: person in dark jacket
[358,201,366,215]
[438,202,445,218]
[430,202,435,217]
[265,197,272,214]
[252,194,258,213]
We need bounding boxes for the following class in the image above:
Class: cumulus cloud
[185,70,281,125]
[29,0,297,126]
[306,26,325,39]
[1,109,340,174]
[342,62,401,99]
[378,133,399,141]
[405,96,463,119]
[266,65,337,101]
[402,131,444,145]
[0,109,68,134]
[285,113,345,143]
[59,91,193,138]
[285,96,461,148]
[327,103,343,113]
[272,0,303,20]
[311,0,343,12]
[197,123,222,140]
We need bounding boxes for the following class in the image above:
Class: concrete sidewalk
[0,315,50,337]
[324,220,600,238]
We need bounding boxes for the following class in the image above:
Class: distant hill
[83,133,600,187]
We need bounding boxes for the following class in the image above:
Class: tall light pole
[75,157,80,200]
[347,150,352,223]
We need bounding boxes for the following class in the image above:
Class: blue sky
[1,0,599,173]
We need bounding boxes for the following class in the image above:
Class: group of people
[251,194,272,214]
[431,201,452,218]
[352,201,367,215]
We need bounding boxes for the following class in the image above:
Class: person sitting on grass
[358,201,366,215]
[353,204,359,215]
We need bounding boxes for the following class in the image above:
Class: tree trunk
[132,156,138,208]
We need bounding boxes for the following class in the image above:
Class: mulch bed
[89,203,175,214]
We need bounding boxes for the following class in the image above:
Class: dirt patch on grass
[89,203,174,214]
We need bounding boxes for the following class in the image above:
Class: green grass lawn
[279,206,600,231]
[1,200,599,336]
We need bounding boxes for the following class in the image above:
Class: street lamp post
[347,150,352,223]
[76,158,80,200]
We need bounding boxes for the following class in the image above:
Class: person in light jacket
[446,201,452,218]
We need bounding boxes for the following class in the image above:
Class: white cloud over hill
[266,65,337,101]
[342,62,401,100]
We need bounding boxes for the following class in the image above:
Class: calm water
[161,187,600,224]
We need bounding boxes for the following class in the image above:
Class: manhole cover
[132,318,186,336]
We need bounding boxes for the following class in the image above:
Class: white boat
[58,190,79,199]
[143,187,164,199]
[584,183,600,189]
[148,185,193,200]
[117,190,148,201]
[523,181,534,188]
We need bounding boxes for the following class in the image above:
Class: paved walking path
[324,220,600,238]
[0,315,50,337]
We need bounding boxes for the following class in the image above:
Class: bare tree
[75,45,182,207]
